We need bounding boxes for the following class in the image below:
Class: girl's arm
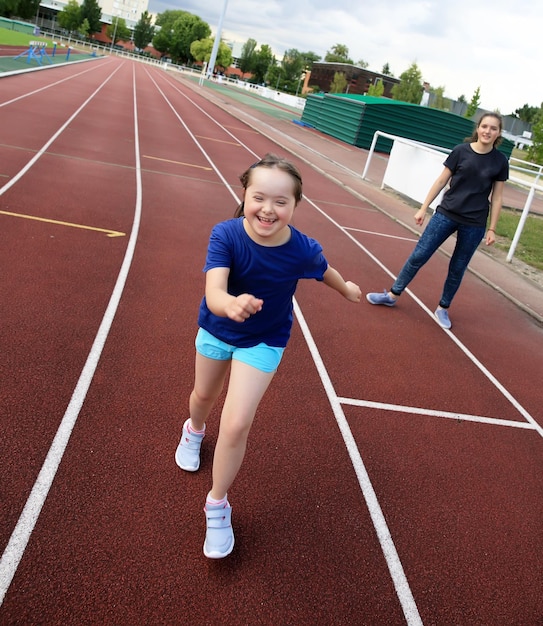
[322,265,361,302]
[205,267,263,322]
[415,166,453,225]
[485,180,504,246]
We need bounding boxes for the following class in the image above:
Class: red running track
[1,56,542,625]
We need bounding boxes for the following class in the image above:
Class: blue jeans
[391,212,485,308]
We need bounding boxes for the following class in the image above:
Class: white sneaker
[175,419,204,472]
[203,501,234,559]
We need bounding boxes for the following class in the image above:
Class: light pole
[109,16,119,52]
[206,0,228,80]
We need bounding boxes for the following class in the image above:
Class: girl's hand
[414,208,427,225]
[345,281,362,303]
[226,294,263,322]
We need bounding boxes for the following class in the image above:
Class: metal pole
[109,16,118,52]
[206,0,228,79]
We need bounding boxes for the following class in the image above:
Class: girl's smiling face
[242,166,298,246]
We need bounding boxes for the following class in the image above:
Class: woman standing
[366,112,509,329]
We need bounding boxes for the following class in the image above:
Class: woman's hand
[485,230,496,246]
[414,207,427,226]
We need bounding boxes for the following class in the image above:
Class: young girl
[366,112,509,329]
[175,153,361,558]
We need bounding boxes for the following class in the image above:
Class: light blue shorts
[195,328,284,374]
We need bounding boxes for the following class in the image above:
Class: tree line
[3,2,540,163]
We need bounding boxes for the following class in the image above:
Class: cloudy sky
[147,0,542,115]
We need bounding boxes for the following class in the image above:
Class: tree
[527,109,543,165]
[431,86,448,110]
[80,0,101,34]
[106,17,130,46]
[391,62,424,104]
[79,18,89,39]
[513,104,540,124]
[15,0,39,19]
[329,72,347,94]
[190,37,232,71]
[252,44,274,84]
[381,63,393,77]
[278,48,306,93]
[57,0,82,35]
[300,51,320,69]
[0,0,38,18]
[133,11,155,51]
[325,44,353,64]
[171,13,210,64]
[464,86,481,119]
[0,0,19,18]
[153,10,211,63]
[367,79,384,97]
[356,59,369,68]
[238,38,257,74]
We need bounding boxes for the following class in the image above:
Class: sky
[146,0,542,115]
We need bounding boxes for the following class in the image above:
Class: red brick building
[306,62,400,97]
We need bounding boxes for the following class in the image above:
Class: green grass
[0,27,50,46]
[495,209,543,270]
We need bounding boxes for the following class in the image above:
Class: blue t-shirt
[198,217,328,348]
[437,143,509,227]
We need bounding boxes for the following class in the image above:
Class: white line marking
[338,398,537,429]
[345,226,417,242]
[0,63,141,605]
[300,196,541,437]
[294,300,423,626]
[0,59,109,108]
[0,63,123,198]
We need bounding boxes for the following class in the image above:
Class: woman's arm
[205,267,263,322]
[485,180,504,246]
[322,265,361,302]
[414,166,453,225]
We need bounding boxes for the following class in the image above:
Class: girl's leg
[176,352,230,472]
[438,224,485,308]
[391,212,457,296]
[209,359,275,500]
[189,352,230,431]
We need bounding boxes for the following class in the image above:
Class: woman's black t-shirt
[437,143,509,227]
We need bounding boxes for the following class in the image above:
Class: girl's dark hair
[234,153,303,217]
[466,111,503,147]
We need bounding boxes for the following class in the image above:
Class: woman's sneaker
[366,289,397,306]
[203,501,234,559]
[434,307,452,329]
[434,307,452,330]
[175,419,204,472]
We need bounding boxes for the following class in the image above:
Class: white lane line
[144,70,421,623]
[0,59,110,108]
[301,195,540,436]
[345,226,417,242]
[0,63,141,606]
[338,398,538,430]
[0,63,123,198]
[294,299,423,626]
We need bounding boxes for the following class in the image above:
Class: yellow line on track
[143,155,213,169]
[194,135,241,146]
[0,210,125,238]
